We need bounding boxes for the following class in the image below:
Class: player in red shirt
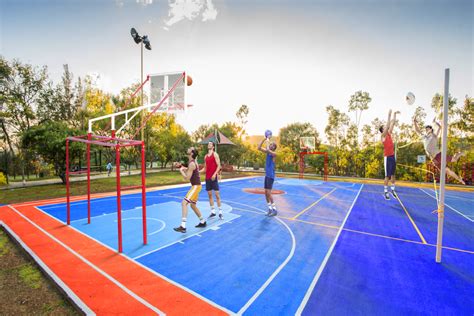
[379,109,400,200]
[199,141,223,219]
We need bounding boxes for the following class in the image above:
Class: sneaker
[173,226,186,233]
[384,192,390,200]
[208,212,216,218]
[266,208,273,216]
[219,213,224,220]
[269,209,278,217]
[391,190,398,198]
[195,221,207,228]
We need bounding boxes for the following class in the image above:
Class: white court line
[0,221,96,316]
[426,188,474,202]
[419,188,474,223]
[6,205,165,315]
[32,206,234,314]
[114,217,166,236]
[230,202,296,316]
[296,183,364,315]
[161,194,298,314]
[132,196,241,260]
[68,204,156,224]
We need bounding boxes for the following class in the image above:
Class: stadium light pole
[130,28,151,144]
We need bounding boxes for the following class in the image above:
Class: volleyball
[406,92,415,105]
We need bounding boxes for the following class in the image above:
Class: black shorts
[205,178,219,191]
[384,155,396,177]
[264,176,274,190]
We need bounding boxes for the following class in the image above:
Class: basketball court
[1,176,473,314]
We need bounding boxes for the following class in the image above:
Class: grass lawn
[0,228,79,315]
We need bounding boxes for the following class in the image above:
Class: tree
[37,64,84,126]
[325,105,350,175]
[0,57,49,153]
[431,93,457,120]
[236,104,249,140]
[348,90,371,143]
[21,121,82,183]
[279,122,320,162]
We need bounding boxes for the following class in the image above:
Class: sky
[1,0,473,140]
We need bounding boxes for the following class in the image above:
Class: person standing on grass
[173,147,207,233]
[258,136,278,216]
[379,109,400,200]
[106,162,113,176]
[199,141,224,219]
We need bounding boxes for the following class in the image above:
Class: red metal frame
[299,151,328,181]
[65,134,147,253]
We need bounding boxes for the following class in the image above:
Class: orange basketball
[186,75,193,86]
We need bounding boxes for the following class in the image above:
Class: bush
[0,172,6,185]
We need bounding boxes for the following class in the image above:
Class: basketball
[406,92,415,105]
[265,130,272,139]
[186,75,193,86]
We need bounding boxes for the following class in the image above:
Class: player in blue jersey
[258,136,278,216]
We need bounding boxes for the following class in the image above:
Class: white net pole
[436,68,449,263]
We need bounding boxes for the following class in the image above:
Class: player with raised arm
[413,118,465,185]
[379,109,400,200]
[258,130,278,216]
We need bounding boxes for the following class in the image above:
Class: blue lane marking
[68,201,239,258]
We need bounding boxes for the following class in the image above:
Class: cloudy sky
[1,0,473,138]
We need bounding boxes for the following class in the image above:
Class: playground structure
[65,71,190,252]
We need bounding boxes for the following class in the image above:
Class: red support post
[324,152,328,182]
[66,139,71,225]
[116,144,123,253]
[141,141,147,245]
[87,133,91,224]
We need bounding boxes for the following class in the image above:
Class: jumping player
[258,136,278,216]
[413,118,465,185]
[173,147,207,233]
[379,109,400,200]
[199,141,223,219]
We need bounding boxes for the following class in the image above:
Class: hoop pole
[87,133,91,224]
[141,141,147,245]
[116,144,123,253]
[132,72,185,140]
[97,76,150,134]
[324,152,328,181]
[66,139,70,225]
[436,68,449,263]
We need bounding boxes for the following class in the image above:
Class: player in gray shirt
[413,118,465,185]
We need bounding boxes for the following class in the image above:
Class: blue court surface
[38,177,474,315]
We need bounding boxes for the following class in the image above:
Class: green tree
[0,57,49,153]
[21,121,83,183]
[37,64,84,126]
[236,104,249,140]
[325,105,350,175]
[431,93,457,120]
[348,90,371,141]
